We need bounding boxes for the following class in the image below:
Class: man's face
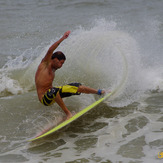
[52,58,65,70]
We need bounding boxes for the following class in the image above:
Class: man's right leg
[55,92,72,120]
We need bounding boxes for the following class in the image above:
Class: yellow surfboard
[28,92,112,142]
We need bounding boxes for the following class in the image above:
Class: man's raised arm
[42,31,71,62]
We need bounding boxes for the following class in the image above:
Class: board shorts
[41,83,81,106]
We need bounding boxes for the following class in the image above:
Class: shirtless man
[35,31,104,119]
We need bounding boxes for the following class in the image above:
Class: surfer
[35,31,105,119]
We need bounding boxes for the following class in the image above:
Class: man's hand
[63,31,71,39]
[42,30,71,63]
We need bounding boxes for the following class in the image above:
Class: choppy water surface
[0,0,163,162]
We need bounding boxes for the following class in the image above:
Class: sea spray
[0,19,162,107]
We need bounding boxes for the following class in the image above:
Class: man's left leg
[77,85,105,95]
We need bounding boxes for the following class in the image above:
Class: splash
[0,19,162,108]
[0,46,47,96]
[57,20,144,106]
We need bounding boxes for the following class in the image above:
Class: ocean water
[0,0,163,162]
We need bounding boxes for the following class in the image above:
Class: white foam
[0,19,162,106]
[0,72,24,95]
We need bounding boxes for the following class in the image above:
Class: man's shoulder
[37,60,53,75]
[39,60,49,68]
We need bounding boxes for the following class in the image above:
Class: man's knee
[77,85,85,93]
[55,92,63,103]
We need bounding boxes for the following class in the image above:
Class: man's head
[51,51,66,70]
[51,51,66,61]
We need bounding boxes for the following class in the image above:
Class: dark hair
[51,51,66,61]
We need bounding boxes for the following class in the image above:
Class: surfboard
[28,92,113,142]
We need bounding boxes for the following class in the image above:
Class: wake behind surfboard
[28,92,113,142]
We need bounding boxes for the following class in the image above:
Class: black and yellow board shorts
[41,83,81,106]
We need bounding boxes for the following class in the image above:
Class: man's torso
[35,61,55,101]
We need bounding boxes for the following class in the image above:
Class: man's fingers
[64,31,71,38]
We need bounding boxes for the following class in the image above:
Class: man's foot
[97,89,105,95]
[66,112,73,120]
